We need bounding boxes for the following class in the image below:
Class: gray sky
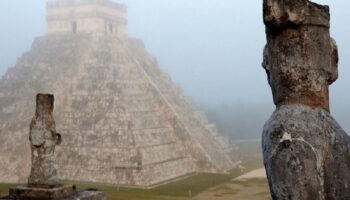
[0,0,349,133]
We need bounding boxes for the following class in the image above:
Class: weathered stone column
[1,94,106,200]
[28,94,61,187]
[262,0,350,199]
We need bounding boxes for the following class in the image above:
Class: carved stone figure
[28,94,61,187]
[0,93,106,200]
[262,0,350,199]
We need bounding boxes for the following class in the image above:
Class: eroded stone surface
[1,94,106,200]
[28,94,61,187]
[9,184,75,200]
[263,105,350,199]
[1,188,106,200]
[262,0,337,111]
[262,0,350,199]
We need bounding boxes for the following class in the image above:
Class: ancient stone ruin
[262,0,350,199]
[46,0,128,36]
[1,94,106,200]
[0,0,235,187]
[28,94,61,187]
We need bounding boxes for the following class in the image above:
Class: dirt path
[233,168,267,180]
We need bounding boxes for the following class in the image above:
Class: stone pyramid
[0,0,235,187]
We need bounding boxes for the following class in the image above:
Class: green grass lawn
[0,159,260,200]
[0,142,265,200]
[0,183,17,197]
[63,168,249,200]
[1,174,240,200]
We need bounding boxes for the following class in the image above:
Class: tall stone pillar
[28,94,61,187]
[1,94,106,200]
[262,0,350,199]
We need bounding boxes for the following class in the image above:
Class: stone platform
[9,185,74,200]
[0,185,106,200]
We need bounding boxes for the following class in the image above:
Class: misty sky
[0,0,349,133]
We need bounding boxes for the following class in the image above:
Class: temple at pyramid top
[46,0,128,36]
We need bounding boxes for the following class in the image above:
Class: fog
[0,0,349,139]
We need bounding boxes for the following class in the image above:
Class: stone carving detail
[0,94,106,200]
[262,0,350,199]
[28,94,61,186]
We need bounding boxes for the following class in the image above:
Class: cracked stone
[262,0,350,199]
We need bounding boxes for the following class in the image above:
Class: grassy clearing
[0,183,17,197]
[193,176,271,200]
[0,141,266,199]
[0,163,255,200]
[64,168,250,200]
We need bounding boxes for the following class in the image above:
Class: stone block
[9,185,75,200]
